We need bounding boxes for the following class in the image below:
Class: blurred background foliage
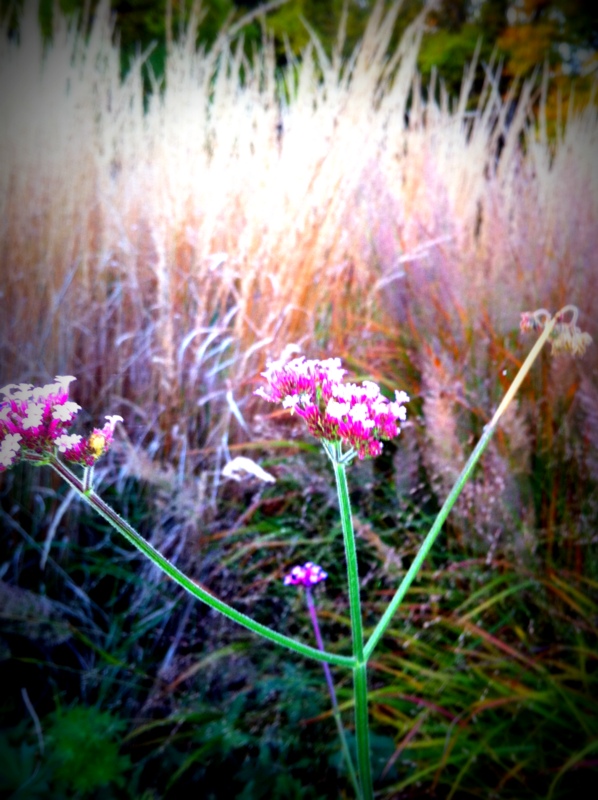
[2,0,597,121]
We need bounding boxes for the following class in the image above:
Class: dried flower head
[0,376,122,471]
[255,356,408,460]
[551,306,593,357]
[520,305,592,357]
[519,309,551,333]
[283,562,328,587]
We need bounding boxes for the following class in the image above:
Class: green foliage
[263,0,379,59]
[418,24,486,96]
[0,708,131,798]
[335,731,398,783]
[0,722,52,799]
[45,705,131,793]
[2,433,598,796]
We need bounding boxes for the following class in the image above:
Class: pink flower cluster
[283,562,328,587]
[0,376,122,472]
[255,356,409,459]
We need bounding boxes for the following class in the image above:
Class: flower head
[551,321,593,357]
[521,306,592,357]
[0,377,122,471]
[283,562,328,587]
[255,356,408,460]
[520,309,551,333]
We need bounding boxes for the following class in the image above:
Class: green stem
[48,455,355,669]
[364,316,557,661]
[328,443,374,800]
[353,662,373,800]
[332,450,365,663]
[305,588,362,800]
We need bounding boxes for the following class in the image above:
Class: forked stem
[11,307,573,800]
[47,455,355,669]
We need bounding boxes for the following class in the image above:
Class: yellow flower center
[88,433,106,458]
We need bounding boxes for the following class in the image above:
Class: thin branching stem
[48,455,355,669]
[364,315,557,660]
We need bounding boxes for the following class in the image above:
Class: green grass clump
[2,441,598,796]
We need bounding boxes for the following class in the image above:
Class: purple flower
[0,377,123,471]
[255,356,408,459]
[283,562,328,587]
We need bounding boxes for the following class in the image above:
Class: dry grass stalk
[0,1,596,539]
